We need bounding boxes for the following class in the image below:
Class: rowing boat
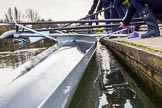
[0,35,97,108]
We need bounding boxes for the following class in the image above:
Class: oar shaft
[100,28,128,38]
[33,21,144,31]
[0,18,142,26]
[15,23,57,41]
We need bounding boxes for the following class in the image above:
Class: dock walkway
[113,36,162,51]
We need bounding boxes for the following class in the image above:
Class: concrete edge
[100,38,162,99]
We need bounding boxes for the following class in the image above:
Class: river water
[0,39,160,108]
[69,42,160,108]
[0,39,54,89]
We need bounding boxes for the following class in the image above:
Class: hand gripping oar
[15,23,57,42]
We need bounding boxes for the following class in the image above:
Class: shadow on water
[69,54,101,108]
[114,52,162,108]
[69,42,158,108]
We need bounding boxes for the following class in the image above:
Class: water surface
[0,39,53,88]
[69,42,158,108]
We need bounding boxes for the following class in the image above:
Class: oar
[0,18,142,27]
[33,21,145,31]
[0,19,143,39]
[12,21,144,35]
[15,23,57,41]
[100,27,130,39]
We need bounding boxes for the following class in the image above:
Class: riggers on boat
[0,35,97,108]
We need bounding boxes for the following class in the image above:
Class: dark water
[69,42,159,108]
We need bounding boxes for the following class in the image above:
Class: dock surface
[112,36,162,51]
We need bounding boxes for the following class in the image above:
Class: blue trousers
[131,0,162,20]
[89,0,111,25]
[102,0,111,24]
[113,0,126,18]
[89,15,98,25]
[110,3,119,19]
[101,0,118,24]
[131,0,162,11]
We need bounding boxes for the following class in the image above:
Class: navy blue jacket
[88,0,102,15]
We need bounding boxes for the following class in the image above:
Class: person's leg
[110,4,119,19]
[133,11,140,31]
[142,0,162,9]
[110,2,119,32]
[128,11,140,39]
[88,15,96,33]
[131,0,160,38]
[113,0,125,18]
[102,0,111,24]
[89,15,99,25]
[89,15,95,26]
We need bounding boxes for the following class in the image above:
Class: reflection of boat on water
[0,35,97,108]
